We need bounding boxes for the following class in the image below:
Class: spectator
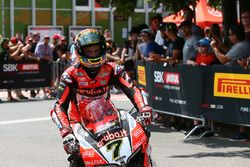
[152,23,185,126]
[53,36,69,62]
[29,32,41,98]
[8,36,24,61]
[158,23,171,55]
[211,24,250,65]
[181,7,204,38]
[50,33,61,50]
[35,35,53,62]
[138,29,163,62]
[30,32,40,54]
[187,38,216,66]
[235,10,250,141]
[120,26,139,80]
[241,10,250,42]
[179,21,201,64]
[8,37,29,100]
[104,29,112,40]
[104,29,122,94]
[104,29,121,63]
[237,11,250,68]
[150,14,164,46]
[35,35,53,99]
[204,27,211,39]
[210,23,228,54]
[15,32,24,44]
[161,22,185,64]
[185,38,216,136]
[21,37,39,61]
[150,14,163,37]
[211,24,250,141]
[0,38,18,101]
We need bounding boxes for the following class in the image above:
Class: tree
[110,0,223,17]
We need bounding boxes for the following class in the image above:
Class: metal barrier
[51,59,70,90]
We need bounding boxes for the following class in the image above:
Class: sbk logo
[3,64,18,72]
[154,71,164,83]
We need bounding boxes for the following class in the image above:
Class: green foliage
[110,0,223,16]
[111,0,137,17]
[149,0,198,13]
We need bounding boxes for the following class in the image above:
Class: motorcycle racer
[50,29,152,167]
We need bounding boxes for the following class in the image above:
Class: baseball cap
[158,23,167,30]
[178,20,192,29]
[165,23,178,33]
[140,29,152,36]
[0,37,9,45]
[52,34,61,39]
[44,35,50,39]
[197,38,210,46]
[10,37,18,44]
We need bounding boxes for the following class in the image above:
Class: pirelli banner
[137,61,250,125]
[202,65,250,125]
[0,60,53,89]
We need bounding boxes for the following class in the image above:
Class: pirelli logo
[214,73,250,99]
[137,66,146,86]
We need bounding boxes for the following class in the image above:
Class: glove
[140,106,152,126]
[63,134,79,155]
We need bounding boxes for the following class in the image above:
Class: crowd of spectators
[113,9,250,141]
[0,32,71,101]
[1,8,250,141]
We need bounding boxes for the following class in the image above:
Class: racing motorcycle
[70,98,155,167]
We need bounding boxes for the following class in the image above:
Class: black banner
[202,65,250,125]
[0,60,53,89]
[137,61,250,126]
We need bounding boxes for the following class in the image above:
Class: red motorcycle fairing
[71,99,152,167]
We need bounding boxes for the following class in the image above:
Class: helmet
[74,29,107,68]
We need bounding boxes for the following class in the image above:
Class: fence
[136,61,250,139]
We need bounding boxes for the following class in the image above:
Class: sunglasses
[198,45,207,47]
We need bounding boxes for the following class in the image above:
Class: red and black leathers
[50,62,150,138]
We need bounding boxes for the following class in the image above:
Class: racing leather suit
[50,62,149,138]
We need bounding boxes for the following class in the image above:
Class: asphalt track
[0,92,250,167]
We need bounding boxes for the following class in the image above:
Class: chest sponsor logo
[77,86,109,96]
[214,73,250,99]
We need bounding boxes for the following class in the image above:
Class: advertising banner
[147,62,204,118]
[137,62,250,125]
[202,65,250,125]
[0,60,53,89]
